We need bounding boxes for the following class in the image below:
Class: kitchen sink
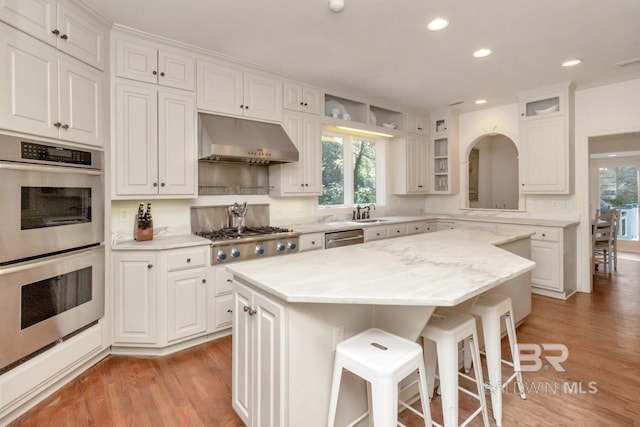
[350,219,389,224]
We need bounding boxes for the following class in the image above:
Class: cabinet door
[209,265,233,331]
[301,115,322,193]
[158,50,195,91]
[279,111,305,193]
[0,0,56,46]
[530,240,561,291]
[56,2,105,70]
[114,253,157,344]
[196,60,244,116]
[520,117,568,193]
[302,86,322,115]
[157,89,196,195]
[243,71,282,122]
[115,39,158,84]
[232,281,253,426]
[252,291,285,427]
[167,268,207,342]
[0,27,59,138]
[115,83,159,195]
[59,58,103,146]
[364,226,387,241]
[407,135,428,192]
[283,81,303,111]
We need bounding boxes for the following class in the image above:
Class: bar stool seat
[327,328,433,427]
[422,312,490,427]
[465,293,526,427]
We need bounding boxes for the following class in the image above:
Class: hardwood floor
[10,256,640,426]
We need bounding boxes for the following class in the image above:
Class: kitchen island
[226,228,535,427]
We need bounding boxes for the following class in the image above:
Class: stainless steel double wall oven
[0,135,105,372]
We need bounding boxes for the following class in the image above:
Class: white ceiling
[82,0,640,114]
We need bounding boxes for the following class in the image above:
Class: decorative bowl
[382,122,397,129]
[534,104,559,115]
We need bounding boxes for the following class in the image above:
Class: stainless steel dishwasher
[324,229,364,249]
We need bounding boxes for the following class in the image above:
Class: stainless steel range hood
[198,113,299,164]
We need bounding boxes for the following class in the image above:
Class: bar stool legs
[422,312,490,427]
[327,328,433,427]
[465,294,526,427]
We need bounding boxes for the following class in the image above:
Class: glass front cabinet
[428,111,458,194]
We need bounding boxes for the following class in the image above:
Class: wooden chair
[592,209,619,272]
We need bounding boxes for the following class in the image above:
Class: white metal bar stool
[464,293,526,427]
[422,312,490,427]
[327,328,433,427]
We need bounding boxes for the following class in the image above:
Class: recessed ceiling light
[561,59,582,67]
[473,48,492,58]
[426,18,449,31]
[475,99,487,105]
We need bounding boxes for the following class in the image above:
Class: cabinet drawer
[387,224,407,238]
[406,222,426,235]
[299,233,324,251]
[166,247,207,271]
[424,221,437,233]
[215,294,233,329]
[531,227,560,242]
[364,226,387,241]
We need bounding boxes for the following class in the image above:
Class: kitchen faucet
[364,204,375,219]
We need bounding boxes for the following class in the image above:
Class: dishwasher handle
[325,229,365,248]
[327,235,364,246]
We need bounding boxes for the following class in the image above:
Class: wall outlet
[333,325,345,349]
[119,209,129,222]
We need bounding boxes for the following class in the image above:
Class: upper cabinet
[197,60,283,122]
[391,134,430,195]
[283,81,322,115]
[115,39,195,91]
[0,23,104,146]
[518,82,574,194]
[428,110,459,194]
[323,93,404,136]
[406,113,428,135]
[0,0,106,70]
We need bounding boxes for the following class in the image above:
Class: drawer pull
[147,264,153,269]
[186,258,191,263]
[227,309,233,313]
[226,278,233,283]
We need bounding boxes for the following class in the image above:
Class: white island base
[227,229,535,427]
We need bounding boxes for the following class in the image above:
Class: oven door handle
[0,162,102,175]
[327,235,364,246]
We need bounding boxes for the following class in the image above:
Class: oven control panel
[22,142,92,165]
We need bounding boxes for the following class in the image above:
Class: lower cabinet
[232,280,285,427]
[299,232,324,251]
[209,265,234,331]
[113,245,209,348]
[529,226,576,299]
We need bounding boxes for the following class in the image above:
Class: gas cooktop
[195,226,295,241]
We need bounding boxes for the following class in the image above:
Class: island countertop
[226,228,535,306]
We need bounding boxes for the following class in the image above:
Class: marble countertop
[112,234,211,250]
[289,213,578,234]
[227,228,535,306]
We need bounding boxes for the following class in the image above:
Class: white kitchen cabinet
[113,245,211,348]
[209,265,234,331]
[429,110,459,194]
[386,223,407,238]
[424,220,437,233]
[283,81,322,115]
[406,221,427,235]
[0,0,106,70]
[115,39,195,91]
[364,226,387,241]
[529,226,576,299]
[391,134,429,194]
[114,252,158,344]
[233,280,285,427]
[114,82,197,198]
[269,110,322,196]
[436,220,456,231]
[0,24,104,146]
[299,232,324,251]
[518,82,574,194]
[197,60,283,122]
[406,113,428,135]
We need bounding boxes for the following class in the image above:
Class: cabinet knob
[186,258,191,263]
[202,279,206,283]
[304,183,309,187]
[417,127,423,130]
[153,182,158,187]
[226,278,233,283]
[300,183,304,187]
[160,72,165,77]
[51,29,60,35]
[240,104,244,109]
[227,309,233,313]
[53,122,62,128]
[521,113,525,117]
[376,233,380,236]
[147,264,153,269]
[521,183,525,186]
[153,70,157,75]
[304,102,308,106]
[61,124,69,130]
[160,182,165,187]
[245,105,249,109]
[300,102,304,106]
[243,305,256,316]
[542,233,546,237]
[60,34,68,40]
[311,241,315,245]
[418,185,423,188]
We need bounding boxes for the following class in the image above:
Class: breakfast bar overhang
[226,228,536,426]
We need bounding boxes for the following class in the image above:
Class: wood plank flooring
[10,256,640,426]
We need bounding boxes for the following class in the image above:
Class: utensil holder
[134,216,153,241]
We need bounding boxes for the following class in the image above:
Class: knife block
[134,216,153,241]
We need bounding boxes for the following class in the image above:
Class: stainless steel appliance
[191,204,300,265]
[325,229,365,249]
[0,135,104,372]
[0,244,105,372]
[0,135,104,264]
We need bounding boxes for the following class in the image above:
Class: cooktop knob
[231,248,241,258]
[276,243,286,252]
[255,245,265,255]
[287,242,297,250]
[217,250,227,261]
